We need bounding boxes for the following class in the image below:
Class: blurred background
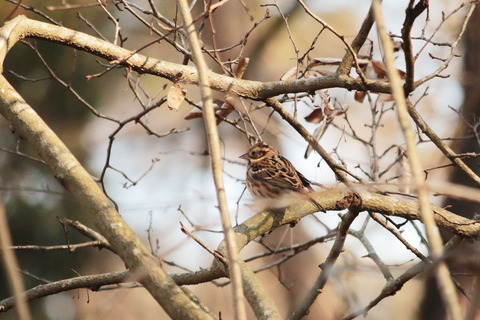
[0,0,478,319]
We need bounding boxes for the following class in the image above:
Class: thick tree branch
[2,187,478,313]
[0,75,213,320]
[219,188,480,255]
[0,16,391,100]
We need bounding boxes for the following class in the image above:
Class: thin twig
[9,241,107,252]
[180,222,226,263]
[0,271,130,313]
[297,0,368,84]
[413,3,477,88]
[342,261,428,320]
[349,229,393,281]
[337,3,375,75]
[369,212,429,262]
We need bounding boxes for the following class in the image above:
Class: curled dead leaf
[371,60,388,79]
[183,111,203,120]
[167,83,186,110]
[354,91,367,103]
[370,60,406,80]
[304,108,324,124]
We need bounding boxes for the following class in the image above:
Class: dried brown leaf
[304,108,325,124]
[354,91,367,103]
[167,83,186,110]
[371,60,388,79]
[370,60,406,80]
[184,111,203,120]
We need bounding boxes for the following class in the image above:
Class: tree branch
[0,16,392,100]
[289,208,360,320]
[0,271,130,313]
[176,1,250,319]
[0,70,213,320]
[372,2,462,319]
[0,202,31,320]
[2,187,478,313]
[337,3,376,75]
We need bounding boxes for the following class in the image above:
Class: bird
[240,141,323,211]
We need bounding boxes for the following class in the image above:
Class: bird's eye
[250,150,262,158]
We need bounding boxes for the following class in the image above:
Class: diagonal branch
[400,2,480,186]
[0,75,213,320]
[297,0,368,83]
[337,3,376,75]
[343,261,428,320]
[289,208,360,320]
[372,2,462,319]
[265,97,358,187]
[0,203,32,320]
[407,100,480,186]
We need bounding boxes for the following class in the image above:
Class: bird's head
[239,142,277,162]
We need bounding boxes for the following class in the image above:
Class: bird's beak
[239,153,248,160]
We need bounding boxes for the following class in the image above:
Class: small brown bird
[240,142,322,210]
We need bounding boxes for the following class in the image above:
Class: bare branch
[0,271,130,313]
[176,1,249,319]
[373,2,462,319]
[0,73,213,319]
[289,208,360,320]
[0,16,392,99]
[0,202,32,320]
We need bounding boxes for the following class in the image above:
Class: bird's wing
[250,156,306,191]
[297,170,314,191]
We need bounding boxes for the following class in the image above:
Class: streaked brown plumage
[239,141,314,199]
